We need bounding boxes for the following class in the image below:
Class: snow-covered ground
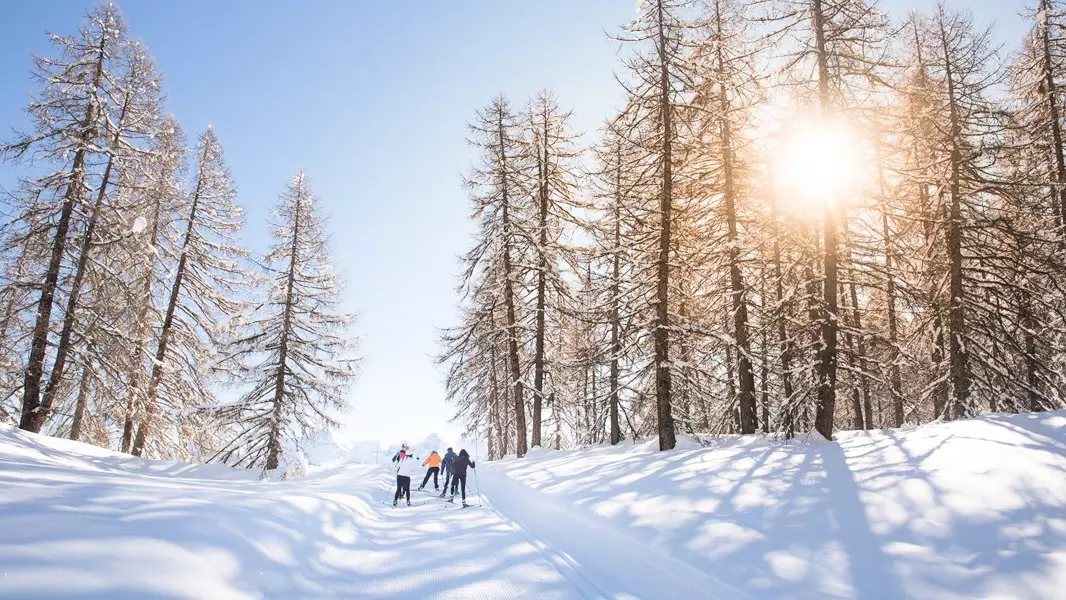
[484,411,1066,599]
[0,412,1063,599]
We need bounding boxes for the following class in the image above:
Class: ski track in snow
[1,411,1065,599]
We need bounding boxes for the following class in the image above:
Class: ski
[382,500,425,508]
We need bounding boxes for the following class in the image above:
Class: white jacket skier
[393,452,422,506]
[396,453,423,478]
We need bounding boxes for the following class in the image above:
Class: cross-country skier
[448,448,476,507]
[394,450,421,507]
[391,442,410,500]
[418,451,442,491]
[439,447,457,498]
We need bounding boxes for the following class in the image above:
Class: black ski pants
[420,467,439,489]
[394,475,411,503]
[451,472,468,501]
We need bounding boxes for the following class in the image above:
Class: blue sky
[0,1,1026,448]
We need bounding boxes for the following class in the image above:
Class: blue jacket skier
[439,448,457,497]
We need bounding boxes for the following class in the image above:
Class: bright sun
[772,120,865,214]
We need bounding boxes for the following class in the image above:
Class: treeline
[440,0,1066,457]
[0,4,358,470]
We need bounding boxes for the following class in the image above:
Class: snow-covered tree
[759,0,891,439]
[216,172,358,471]
[131,127,246,458]
[1,3,130,432]
[443,96,532,457]
[522,90,582,448]
[610,0,705,450]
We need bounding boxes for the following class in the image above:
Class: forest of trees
[440,0,1066,457]
[0,5,358,469]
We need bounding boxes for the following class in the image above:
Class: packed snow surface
[0,411,1063,599]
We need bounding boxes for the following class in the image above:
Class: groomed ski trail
[474,465,751,600]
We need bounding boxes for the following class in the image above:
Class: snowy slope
[0,424,722,599]
[1,413,1062,599]
[481,411,1066,600]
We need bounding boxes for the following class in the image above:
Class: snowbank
[481,411,1066,600]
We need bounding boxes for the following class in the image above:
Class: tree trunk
[760,297,770,434]
[265,175,305,470]
[842,219,873,430]
[939,12,971,421]
[653,0,676,451]
[1040,0,1066,238]
[132,140,211,456]
[489,339,500,459]
[123,181,166,452]
[812,0,839,441]
[20,36,108,433]
[531,112,550,448]
[497,110,527,458]
[713,6,757,435]
[69,363,92,442]
[41,89,133,423]
[879,169,904,427]
[609,149,623,445]
[769,176,795,438]
[1018,289,1042,411]
[840,281,864,430]
[726,342,738,433]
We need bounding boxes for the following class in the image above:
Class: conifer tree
[131,127,245,457]
[523,91,582,447]
[1,4,129,432]
[217,172,358,470]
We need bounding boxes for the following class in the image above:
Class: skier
[390,442,410,499]
[418,450,442,491]
[439,447,457,498]
[393,450,421,507]
[448,448,476,507]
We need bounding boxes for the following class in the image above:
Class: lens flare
[772,120,866,214]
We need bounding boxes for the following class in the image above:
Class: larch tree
[690,0,764,433]
[909,3,1020,419]
[131,126,246,457]
[38,42,164,436]
[449,96,531,457]
[1014,0,1066,242]
[523,90,582,448]
[585,120,654,445]
[120,115,187,451]
[218,172,358,471]
[1,4,129,432]
[613,0,704,450]
[760,0,891,439]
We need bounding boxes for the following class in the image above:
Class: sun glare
[772,120,865,214]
